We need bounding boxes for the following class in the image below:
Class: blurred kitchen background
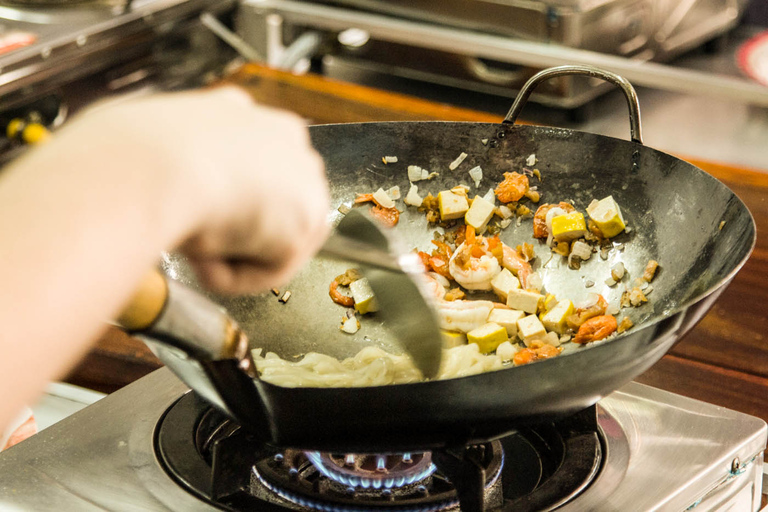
[0,0,766,170]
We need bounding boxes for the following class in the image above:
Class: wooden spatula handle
[117,268,168,331]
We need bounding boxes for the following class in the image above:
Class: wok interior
[163,122,754,370]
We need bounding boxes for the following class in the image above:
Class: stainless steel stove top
[0,368,764,511]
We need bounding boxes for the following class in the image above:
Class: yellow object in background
[7,118,50,145]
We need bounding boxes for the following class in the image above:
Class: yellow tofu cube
[506,288,543,314]
[467,322,509,354]
[438,190,469,221]
[465,195,496,230]
[517,315,547,345]
[441,330,467,348]
[490,269,521,301]
[541,299,573,334]
[350,278,378,314]
[488,308,525,338]
[551,212,587,242]
[587,196,626,238]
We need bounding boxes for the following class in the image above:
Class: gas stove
[0,368,764,511]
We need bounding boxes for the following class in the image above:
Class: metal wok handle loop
[503,65,643,145]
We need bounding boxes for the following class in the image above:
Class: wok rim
[258,121,758,391]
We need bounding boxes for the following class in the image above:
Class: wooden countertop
[65,64,768,424]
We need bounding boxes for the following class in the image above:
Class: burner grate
[155,392,602,512]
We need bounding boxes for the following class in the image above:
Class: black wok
[158,66,755,453]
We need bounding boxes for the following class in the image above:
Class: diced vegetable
[467,322,508,354]
[551,212,587,242]
[408,165,429,182]
[488,308,525,337]
[340,315,360,334]
[382,156,398,163]
[506,289,542,314]
[387,186,401,200]
[496,341,519,361]
[465,195,496,230]
[449,152,468,170]
[586,196,625,238]
[468,166,483,188]
[438,190,469,220]
[372,188,395,208]
[404,184,423,207]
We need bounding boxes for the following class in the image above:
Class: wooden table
[65,64,768,424]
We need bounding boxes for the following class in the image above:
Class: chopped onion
[498,205,513,219]
[606,304,620,316]
[372,188,395,208]
[383,156,398,164]
[571,241,592,260]
[449,152,468,170]
[341,315,360,334]
[408,165,429,182]
[544,331,560,347]
[526,153,536,166]
[578,293,601,309]
[644,285,653,295]
[545,207,567,235]
[483,188,495,204]
[611,262,625,281]
[387,186,401,200]
[429,272,451,289]
[500,218,512,229]
[404,183,423,207]
[496,341,518,361]
[468,166,483,188]
[605,277,617,287]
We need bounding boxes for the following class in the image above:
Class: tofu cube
[488,308,525,338]
[541,299,573,334]
[438,190,469,221]
[490,269,521,301]
[465,195,496,230]
[506,288,543,314]
[586,195,626,238]
[350,278,378,314]
[517,315,547,345]
[551,212,587,242]
[441,330,467,348]
[467,322,508,354]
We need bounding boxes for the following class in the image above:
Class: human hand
[70,86,331,294]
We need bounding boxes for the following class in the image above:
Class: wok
[150,66,755,453]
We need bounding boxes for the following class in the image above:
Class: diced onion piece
[606,304,620,315]
[611,262,625,281]
[372,187,395,208]
[341,315,360,334]
[383,156,398,163]
[571,240,592,260]
[387,186,401,200]
[496,341,518,361]
[605,278,617,287]
[468,166,483,188]
[429,272,451,289]
[545,207,567,235]
[526,272,544,292]
[483,188,495,204]
[449,152,468,170]
[500,219,512,229]
[408,165,429,182]
[404,183,424,207]
[498,205,514,219]
[526,154,536,166]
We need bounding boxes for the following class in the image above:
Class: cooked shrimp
[495,172,529,203]
[449,241,501,291]
[421,273,447,301]
[501,243,532,289]
[573,315,617,344]
[329,280,354,307]
[436,300,494,333]
[370,205,399,227]
[512,343,561,366]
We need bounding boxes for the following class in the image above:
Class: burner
[155,392,602,511]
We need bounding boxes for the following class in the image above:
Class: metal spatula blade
[319,210,443,379]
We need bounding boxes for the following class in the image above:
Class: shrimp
[370,205,399,227]
[495,172,529,203]
[421,273,447,301]
[501,243,532,289]
[573,315,617,344]
[436,300,494,333]
[512,343,561,366]
[329,280,354,307]
[447,226,502,291]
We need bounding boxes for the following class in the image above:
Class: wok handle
[503,65,643,145]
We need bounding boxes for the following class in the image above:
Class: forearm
[0,120,203,428]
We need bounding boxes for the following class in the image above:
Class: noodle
[252,344,512,388]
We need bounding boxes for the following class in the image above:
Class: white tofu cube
[465,195,496,230]
[541,299,573,335]
[490,269,521,301]
[517,315,547,345]
[488,308,525,338]
[438,190,469,221]
[506,289,542,314]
